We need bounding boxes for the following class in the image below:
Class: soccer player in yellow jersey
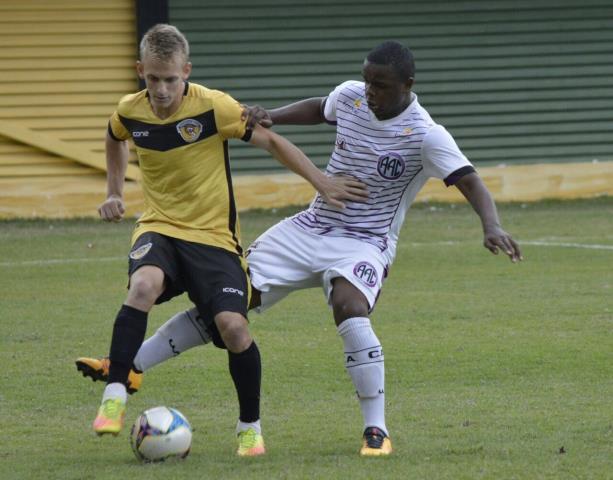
[91,24,367,457]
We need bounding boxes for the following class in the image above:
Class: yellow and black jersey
[108,82,251,255]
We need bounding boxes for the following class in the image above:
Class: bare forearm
[105,135,129,198]
[268,97,326,125]
[456,174,501,230]
[265,133,327,189]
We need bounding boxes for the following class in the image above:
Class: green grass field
[1,198,612,480]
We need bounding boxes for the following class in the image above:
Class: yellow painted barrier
[1,161,611,219]
[0,121,140,181]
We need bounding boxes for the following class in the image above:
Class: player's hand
[241,104,273,129]
[483,225,522,262]
[98,195,125,222]
[318,175,369,209]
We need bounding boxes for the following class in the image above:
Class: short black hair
[366,41,415,81]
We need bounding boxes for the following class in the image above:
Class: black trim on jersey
[444,165,476,186]
[321,97,338,126]
[183,81,189,96]
[107,122,121,142]
[241,129,253,142]
[118,110,218,151]
[222,140,242,255]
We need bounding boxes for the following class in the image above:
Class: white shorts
[246,219,389,312]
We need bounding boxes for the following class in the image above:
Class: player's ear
[405,77,414,91]
[136,61,145,80]
[182,62,192,80]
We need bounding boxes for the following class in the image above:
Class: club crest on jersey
[377,152,405,180]
[176,118,203,143]
[353,261,378,288]
[129,242,152,260]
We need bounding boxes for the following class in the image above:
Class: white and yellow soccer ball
[129,406,192,462]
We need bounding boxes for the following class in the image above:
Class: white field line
[0,256,125,268]
[403,240,613,250]
[1,240,612,268]
[521,241,613,251]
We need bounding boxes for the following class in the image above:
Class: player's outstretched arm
[98,131,129,222]
[249,124,368,208]
[454,172,522,262]
[242,97,326,129]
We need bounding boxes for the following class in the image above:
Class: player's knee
[215,313,251,353]
[128,268,164,307]
[331,278,369,324]
[128,278,161,303]
[333,300,369,325]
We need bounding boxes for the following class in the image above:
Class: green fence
[170,0,613,172]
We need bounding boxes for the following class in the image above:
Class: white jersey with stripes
[290,80,474,262]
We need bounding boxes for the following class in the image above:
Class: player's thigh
[175,241,250,319]
[127,232,184,305]
[126,265,166,308]
[246,219,320,311]
[321,238,388,315]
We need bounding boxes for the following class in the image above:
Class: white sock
[133,308,210,372]
[337,317,388,436]
[102,382,127,403]
[236,419,261,435]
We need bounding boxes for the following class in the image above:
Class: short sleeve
[322,80,357,123]
[108,111,130,141]
[421,125,473,182]
[213,93,249,141]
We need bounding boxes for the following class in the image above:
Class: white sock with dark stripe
[133,308,210,372]
[337,317,388,436]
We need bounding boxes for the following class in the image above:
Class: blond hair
[139,24,189,63]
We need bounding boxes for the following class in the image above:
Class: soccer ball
[129,406,192,462]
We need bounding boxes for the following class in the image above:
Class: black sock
[228,341,261,423]
[108,304,148,385]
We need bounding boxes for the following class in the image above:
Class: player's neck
[150,99,182,120]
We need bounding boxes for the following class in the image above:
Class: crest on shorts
[377,152,405,180]
[176,118,203,143]
[129,242,152,260]
[353,261,378,288]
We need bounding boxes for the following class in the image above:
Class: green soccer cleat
[76,357,142,394]
[236,428,266,457]
[359,427,393,457]
[93,398,126,436]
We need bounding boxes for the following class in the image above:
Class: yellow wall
[0,1,610,219]
[2,161,612,219]
[0,0,137,183]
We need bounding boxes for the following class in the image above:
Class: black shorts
[128,232,250,319]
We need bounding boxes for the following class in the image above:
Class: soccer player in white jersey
[76,41,522,456]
